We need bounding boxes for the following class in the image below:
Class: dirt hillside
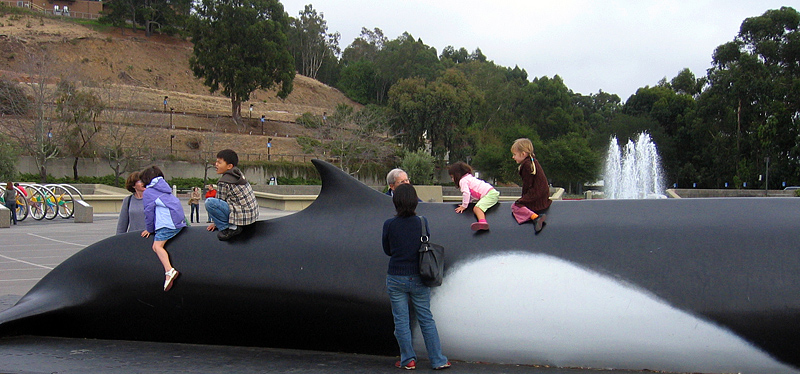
[0,12,360,158]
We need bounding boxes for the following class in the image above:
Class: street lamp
[170,107,174,129]
[765,156,770,196]
[267,137,272,161]
[170,135,175,154]
[260,115,265,135]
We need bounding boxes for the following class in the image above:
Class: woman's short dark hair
[139,165,164,186]
[124,171,140,193]
[392,183,418,217]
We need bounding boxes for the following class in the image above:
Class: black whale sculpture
[1,159,800,373]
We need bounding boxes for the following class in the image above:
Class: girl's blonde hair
[511,138,534,156]
[511,138,537,175]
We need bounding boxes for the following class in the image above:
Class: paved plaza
[0,199,657,374]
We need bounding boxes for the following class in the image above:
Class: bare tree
[96,83,149,187]
[305,104,395,176]
[56,81,105,180]
[0,49,65,182]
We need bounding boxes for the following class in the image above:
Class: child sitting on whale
[205,149,259,241]
[449,161,499,231]
[510,138,550,233]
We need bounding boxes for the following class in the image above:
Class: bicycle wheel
[47,184,75,219]
[14,186,28,221]
[38,186,59,220]
[27,186,47,221]
[17,184,36,221]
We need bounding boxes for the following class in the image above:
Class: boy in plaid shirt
[205,149,259,240]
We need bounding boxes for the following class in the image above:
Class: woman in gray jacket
[116,172,146,234]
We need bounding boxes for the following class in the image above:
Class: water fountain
[604,132,666,199]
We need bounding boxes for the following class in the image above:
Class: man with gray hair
[385,168,410,196]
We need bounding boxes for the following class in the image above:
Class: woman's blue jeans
[386,274,448,368]
[204,198,230,230]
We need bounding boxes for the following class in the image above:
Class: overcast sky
[279,0,793,100]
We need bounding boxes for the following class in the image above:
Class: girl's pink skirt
[511,204,535,224]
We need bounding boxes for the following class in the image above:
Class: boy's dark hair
[139,165,164,186]
[217,149,239,167]
[392,183,418,218]
[124,171,141,193]
[448,161,473,183]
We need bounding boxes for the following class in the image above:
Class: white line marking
[26,233,87,247]
[1,268,52,272]
[0,278,43,282]
[0,254,54,270]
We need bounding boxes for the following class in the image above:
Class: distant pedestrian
[4,182,18,225]
[204,184,217,223]
[188,186,201,223]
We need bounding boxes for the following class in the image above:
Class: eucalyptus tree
[288,4,341,80]
[388,69,483,162]
[700,6,800,187]
[189,0,294,126]
[338,28,387,104]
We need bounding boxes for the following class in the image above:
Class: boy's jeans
[204,198,230,230]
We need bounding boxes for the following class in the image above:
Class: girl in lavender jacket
[140,165,186,291]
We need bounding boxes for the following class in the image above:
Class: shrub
[168,177,216,190]
[0,141,18,181]
[296,112,322,128]
[401,150,436,185]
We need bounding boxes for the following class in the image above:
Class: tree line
[3,3,797,192]
[287,5,799,191]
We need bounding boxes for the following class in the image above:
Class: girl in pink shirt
[448,161,500,231]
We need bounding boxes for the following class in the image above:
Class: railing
[116,147,316,164]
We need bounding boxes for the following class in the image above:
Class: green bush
[168,177,217,190]
[401,150,436,185]
[296,112,322,128]
[0,142,18,181]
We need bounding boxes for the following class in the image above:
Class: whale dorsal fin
[308,159,389,211]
